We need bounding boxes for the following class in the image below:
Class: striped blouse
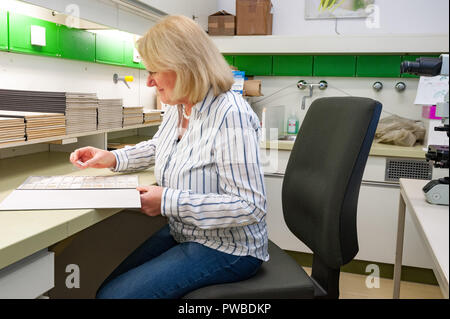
[111,89,269,261]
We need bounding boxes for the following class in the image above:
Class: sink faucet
[302,84,314,110]
[297,80,328,110]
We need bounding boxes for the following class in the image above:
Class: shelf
[107,135,150,150]
[212,34,449,54]
[0,122,161,150]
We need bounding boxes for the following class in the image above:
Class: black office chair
[183,97,382,299]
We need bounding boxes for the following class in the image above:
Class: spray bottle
[287,110,299,135]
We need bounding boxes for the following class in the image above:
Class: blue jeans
[96,224,262,299]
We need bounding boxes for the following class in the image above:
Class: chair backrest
[282,97,382,270]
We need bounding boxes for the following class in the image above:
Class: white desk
[393,178,449,299]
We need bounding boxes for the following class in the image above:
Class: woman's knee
[95,284,114,299]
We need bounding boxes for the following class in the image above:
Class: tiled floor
[303,267,444,299]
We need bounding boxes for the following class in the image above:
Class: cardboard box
[208,10,236,36]
[236,0,273,35]
[244,80,263,97]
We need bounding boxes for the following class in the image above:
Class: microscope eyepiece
[400,57,443,76]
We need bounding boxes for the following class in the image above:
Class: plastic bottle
[287,112,299,135]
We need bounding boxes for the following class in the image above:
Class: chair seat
[183,241,315,299]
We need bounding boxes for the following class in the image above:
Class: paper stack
[143,109,163,124]
[0,110,66,141]
[65,93,98,134]
[123,106,144,126]
[0,116,26,145]
[98,99,123,130]
[0,89,66,114]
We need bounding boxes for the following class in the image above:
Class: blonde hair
[137,15,234,105]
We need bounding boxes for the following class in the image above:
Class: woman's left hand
[136,185,164,217]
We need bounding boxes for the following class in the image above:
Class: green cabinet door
[223,55,234,66]
[95,33,125,66]
[313,55,356,77]
[273,55,313,76]
[357,55,402,77]
[234,55,272,76]
[59,25,95,62]
[9,13,60,57]
[0,11,8,51]
[124,40,142,69]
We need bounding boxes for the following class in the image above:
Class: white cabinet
[356,182,432,268]
[0,249,54,299]
[264,152,435,269]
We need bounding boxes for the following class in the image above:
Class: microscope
[401,54,449,205]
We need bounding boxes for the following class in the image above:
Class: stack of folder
[143,109,163,124]
[98,99,123,130]
[65,93,98,134]
[0,89,67,114]
[0,116,26,145]
[123,106,144,126]
[0,110,66,141]
[0,89,98,136]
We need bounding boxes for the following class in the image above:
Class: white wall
[0,51,155,107]
[217,0,449,36]
[251,76,423,138]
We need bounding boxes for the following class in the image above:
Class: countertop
[110,136,427,159]
[260,140,427,159]
[0,151,156,270]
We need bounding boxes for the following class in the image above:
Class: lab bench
[0,151,160,298]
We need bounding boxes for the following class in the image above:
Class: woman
[70,15,268,299]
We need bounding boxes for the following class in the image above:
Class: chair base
[311,254,341,299]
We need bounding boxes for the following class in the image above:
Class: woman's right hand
[70,146,117,169]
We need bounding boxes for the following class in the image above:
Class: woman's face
[147,70,178,105]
